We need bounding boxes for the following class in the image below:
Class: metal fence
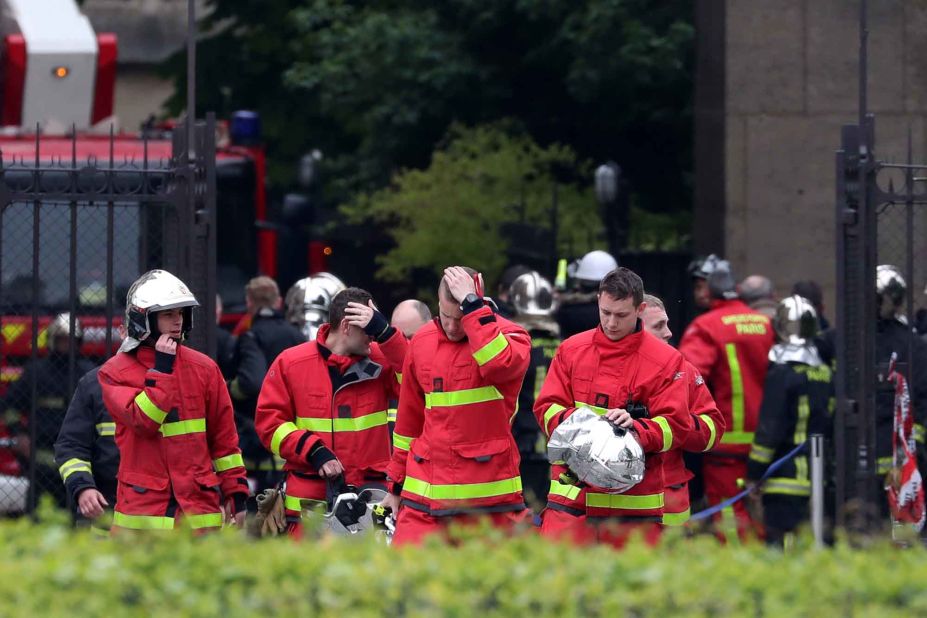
[0,118,215,515]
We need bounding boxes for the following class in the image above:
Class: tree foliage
[164,0,693,219]
[343,124,602,291]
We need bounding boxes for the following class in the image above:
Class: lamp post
[594,162,627,257]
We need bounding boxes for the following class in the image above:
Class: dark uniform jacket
[53,367,119,509]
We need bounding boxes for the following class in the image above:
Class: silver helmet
[876,264,906,320]
[547,407,645,493]
[510,271,558,317]
[46,312,83,345]
[773,295,818,345]
[121,270,199,353]
[284,272,346,341]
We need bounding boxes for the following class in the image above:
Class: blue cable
[689,441,809,521]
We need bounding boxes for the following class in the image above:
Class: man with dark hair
[534,267,692,547]
[383,266,531,545]
[256,286,407,536]
[679,259,774,542]
[228,276,304,492]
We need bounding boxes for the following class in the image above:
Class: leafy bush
[2,514,927,617]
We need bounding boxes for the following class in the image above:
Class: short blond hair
[246,276,280,309]
[642,293,665,311]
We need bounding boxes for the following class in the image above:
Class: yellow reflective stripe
[185,513,223,529]
[543,403,567,435]
[113,512,174,530]
[284,494,326,513]
[472,333,509,366]
[396,372,403,385]
[794,395,810,444]
[663,507,691,526]
[425,386,503,408]
[586,492,664,510]
[915,424,925,444]
[876,457,893,475]
[392,432,413,451]
[160,418,206,437]
[270,422,299,456]
[764,477,811,496]
[653,416,672,452]
[295,411,388,432]
[213,453,244,472]
[548,479,581,501]
[725,343,745,436]
[699,414,718,451]
[721,431,754,445]
[575,401,608,416]
[58,458,92,481]
[403,475,522,501]
[721,506,740,545]
[749,444,775,464]
[95,422,116,437]
[134,391,167,425]
[387,408,397,423]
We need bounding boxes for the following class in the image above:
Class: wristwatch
[460,293,481,311]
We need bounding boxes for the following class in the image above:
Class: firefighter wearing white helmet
[284,272,346,340]
[98,269,249,532]
[509,271,561,508]
[557,250,618,339]
[746,295,832,547]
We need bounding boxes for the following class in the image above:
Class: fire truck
[0,0,327,397]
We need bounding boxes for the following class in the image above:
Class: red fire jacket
[255,324,406,507]
[387,306,531,516]
[679,299,774,456]
[535,325,692,520]
[99,345,248,530]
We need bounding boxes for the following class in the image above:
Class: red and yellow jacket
[99,345,248,530]
[534,325,692,520]
[255,324,406,507]
[679,299,774,456]
[387,306,531,516]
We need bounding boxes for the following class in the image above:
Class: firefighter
[98,270,249,532]
[54,365,118,532]
[228,276,304,492]
[382,266,531,545]
[556,250,618,339]
[508,271,561,510]
[746,295,833,547]
[641,294,725,527]
[4,313,96,507]
[390,299,432,340]
[284,272,346,341]
[679,258,774,542]
[534,268,692,547]
[255,287,407,536]
[688,255,720,311]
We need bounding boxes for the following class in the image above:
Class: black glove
[154,350,175,373]
[362,309,393,342]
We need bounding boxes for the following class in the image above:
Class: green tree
[343,124,602,294]
[164,0,693,220]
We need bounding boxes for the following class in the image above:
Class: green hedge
[1,515,927,617]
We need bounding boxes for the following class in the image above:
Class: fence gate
[0,117,216,515]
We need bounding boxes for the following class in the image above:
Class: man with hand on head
[256,287,407,536]
[99,270,249,532]
[383,266,531,545]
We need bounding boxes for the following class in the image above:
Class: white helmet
[510,271,558,317]
[574,250,618,283]
[773,295,818,345]
[46,312,83,345]
[284,272,346,341]
[121,270,199,353]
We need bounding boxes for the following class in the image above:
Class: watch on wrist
[460,293,481,311]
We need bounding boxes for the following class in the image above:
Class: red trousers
[539,508,662,548]
[702,455,758,542]
[663,483,691,526]
[392,507,527,546]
